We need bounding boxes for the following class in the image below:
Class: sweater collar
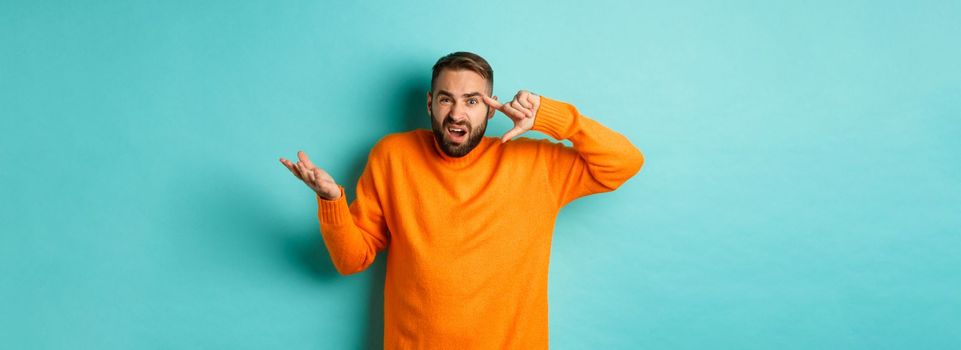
[429,131,496,167]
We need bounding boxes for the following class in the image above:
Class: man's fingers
[300,162,317,184]
[297,151,316,169]
[481,94,503,110]
[280,158,304,179]
[306,166,317,184]
[501,126,525,143]
[510,100,533,118]
[295,161,307,180]
[501,102,526,120]
[515,92,532,109]
[525,94,539,114]
[282,155,339,198]
[525,93,538,106]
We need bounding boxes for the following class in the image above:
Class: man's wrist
[317,187,343,201]
[531,96,576,140]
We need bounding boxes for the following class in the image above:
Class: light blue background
[2,1,959,349]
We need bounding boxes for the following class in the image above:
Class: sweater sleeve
[532,96,645,207]
[316,147,389,275]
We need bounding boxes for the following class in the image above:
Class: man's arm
[483,92,644,206]
[532,96,644,206]
[280,150,389,275]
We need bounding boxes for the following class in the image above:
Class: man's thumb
[501,127,525,143]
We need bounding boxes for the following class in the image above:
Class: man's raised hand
[482,90,541,143]
[279,151,342,200]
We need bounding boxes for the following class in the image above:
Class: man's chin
[440,141,470,158]
[445,136,468,148]
[430,122,486,158]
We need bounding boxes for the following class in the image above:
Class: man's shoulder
[369,129,430,159]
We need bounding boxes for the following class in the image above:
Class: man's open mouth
[446,125,468,143]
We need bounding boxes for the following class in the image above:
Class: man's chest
[378,160,556,248]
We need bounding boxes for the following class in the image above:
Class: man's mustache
[443,118,470,130]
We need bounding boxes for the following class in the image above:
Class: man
[280,52,643,349]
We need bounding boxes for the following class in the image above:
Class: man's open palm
[279,151,342,200]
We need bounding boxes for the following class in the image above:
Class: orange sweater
[316,96,644,349]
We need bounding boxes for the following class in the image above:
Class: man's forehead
[435,69,490,93]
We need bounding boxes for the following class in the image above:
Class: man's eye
[468,99,477,104]
[440,98,450,103]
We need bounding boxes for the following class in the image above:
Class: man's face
[427,69,496,158]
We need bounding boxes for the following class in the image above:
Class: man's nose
[449,102,469,121]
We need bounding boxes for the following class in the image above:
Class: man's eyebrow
[436,90,483,98]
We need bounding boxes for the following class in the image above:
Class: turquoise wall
[2,1,959,348]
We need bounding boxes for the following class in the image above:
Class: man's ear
[426,90,432,115]
[487,95,498,119]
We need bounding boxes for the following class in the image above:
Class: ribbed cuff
[532,96,577,140]
[317,187,350,226]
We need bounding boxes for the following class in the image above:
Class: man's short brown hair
[430,51,493,95]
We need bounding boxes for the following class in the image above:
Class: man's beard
[430,110,488,158]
